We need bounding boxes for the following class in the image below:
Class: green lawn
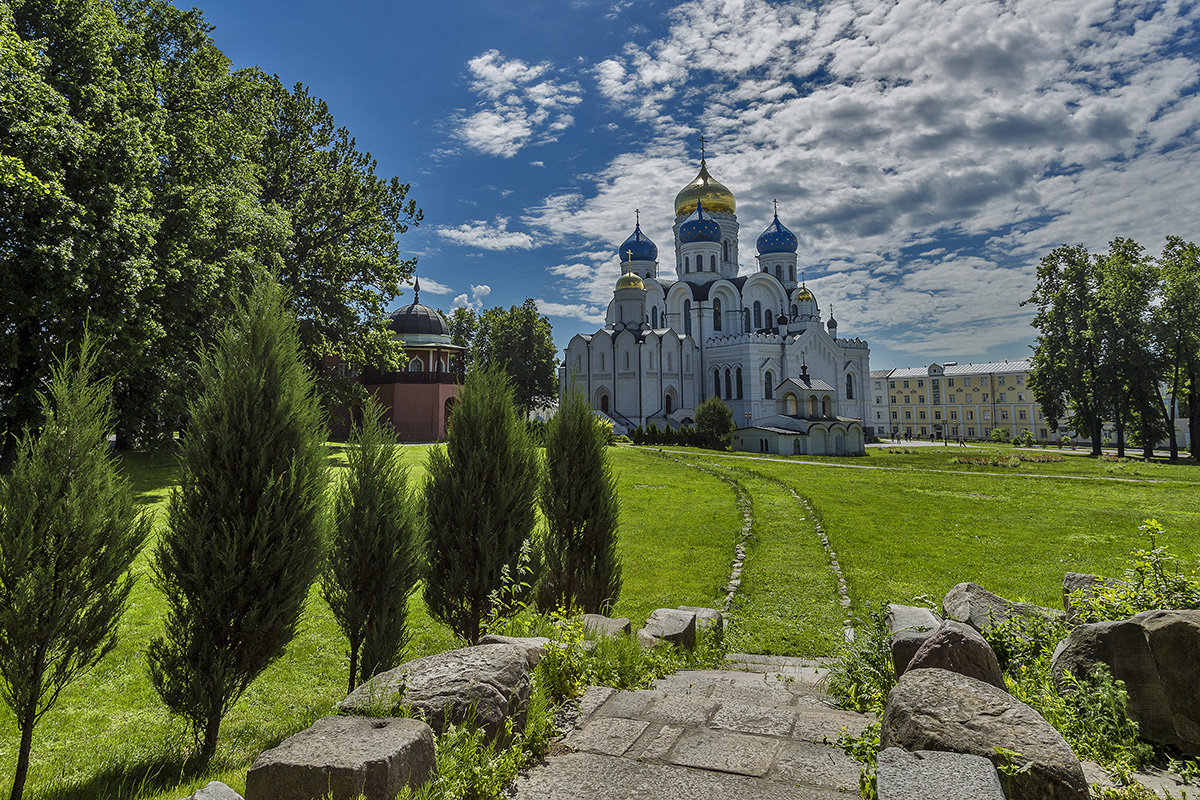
[0,444,741,800]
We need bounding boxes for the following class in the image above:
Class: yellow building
[872,359,1053,441]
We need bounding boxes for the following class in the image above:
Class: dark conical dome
[389,280,449,336]
[679,201,722,244]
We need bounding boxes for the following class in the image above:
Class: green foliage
[694,396,735,450]
[836,722,880,800]
[472,300,558,416]
[1069,519,1200,623]
[0,335,150,800]
[424,367,540,644]
[981,609,1067,674]
[147,274,330,767]
[990,427,1009,442]
[628,423,715,447]
[323,399,421,694]
[825,602,895,714]
[539,388,622,614]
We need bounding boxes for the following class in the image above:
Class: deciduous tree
[473,299,558,416]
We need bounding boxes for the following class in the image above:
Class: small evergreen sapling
[695,396,735,450]
[147,275,329,767]
[0,337,149,800]
[424,367,539,644]
[323,400,421,693]
[539,388,621,614]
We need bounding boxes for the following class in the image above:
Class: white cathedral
[560,154,871,456]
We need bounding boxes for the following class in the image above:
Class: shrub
[147,274,329,767]
[695,396,735,450]
[990,427,1009,442]
[424,367,539,644]
[323,398,422,694]
[539,387,621,614]
[0,337,150,800]
[824,602,895,714]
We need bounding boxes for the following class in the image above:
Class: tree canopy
[473,299,558,416]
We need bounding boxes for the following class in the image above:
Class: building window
[753,301,762,329]
[919,395,925,404]
[876,396,882,404]
[775,264,782,279]
[948,378,955,387]
[918,380,924,388]
[684,256,689,272]
[892,411,898,419]
[649,351,654,369]
[725,369,732,398]
[950,410,957,419]
[683,300,692,335]
[982,393,989,401]
[934,410,941,419]
[713,369,721,398]
[983,410,991,420]
[789,264,795,282]
[846,374,854,399]
[736,367,744,399]
[968,427,976,437]
[1019,409,1027,420]
[890,381,896,389]
[765,308,773,328]
[600,353,605,371]
[891,396,896,403]
[903,380,910,388]
[822,397,829,416]
[905,411,912,420]
[765,372,774,399]
[713,298,722,331]
[723,240,729,262]
[624,352,630,370]
[904,396,910,403]
[965,393,972,402]
[710,254,717,271]
[1018,393,1025,402]
[919,411,926,420]
[999,393,1006,402]
[652,306,658,327]
[600,394,609,413]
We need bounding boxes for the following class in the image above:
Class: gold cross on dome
[625,248,633,264]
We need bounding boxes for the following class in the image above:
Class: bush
[148,274,329,767]
[539,387,621,614]
[424,367,539,644]
[824,602,895,714]
[323,398,422,694]
[0,337,150,800]
[695,396,735,450]
[990,427,1009,442]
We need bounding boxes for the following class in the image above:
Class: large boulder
[477,634,549,668]
[942,582,1063,633]
[876,747,1004,800]
[887,604,941,678]
[679,606,725,639]
[1062,572,1122,623]
[182,783,243,800]
[244,716,435,800]
[339,644,532,742]
[906,620,1006,691]
[639,608,696,648]
[579,613,631,638]
[1052,609,1200,754]
[880,668,1088,800]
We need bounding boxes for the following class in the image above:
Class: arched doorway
[664,393,673,414]
[599,393,610,414]
[784,393,798,415]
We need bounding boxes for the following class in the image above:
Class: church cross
[773,198,778,216]
[635,208,640,226]
[698,134,707,163]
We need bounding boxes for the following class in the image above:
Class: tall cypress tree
[0,336,149,800]
[424,367,538,644]
[323,399,421,694]
[147,273,328,768]
[539,387,621,614]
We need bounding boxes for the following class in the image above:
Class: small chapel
[560,145,869,456]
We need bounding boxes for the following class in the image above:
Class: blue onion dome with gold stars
[757,211,798,255]
[679,200,722,244]
[618,220,657,262]
[674,161,736,217]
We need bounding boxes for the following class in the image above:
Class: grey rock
[1062,572,1117,623]
[1052,609,1200,754]
[184,783,243,800]
[880,668,1088,800]
[339,644,531,742]
[678,606,725,639]
[876,747,1004,800]
[906,620,1006,691]
[639,608,696,648]
[579,613,631,638]
[942,581,1064,633]
[477,635,549,668]
[887,604,941,678]
[244,716,435,800]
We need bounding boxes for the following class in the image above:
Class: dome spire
[699,133,707,166]
[413,276,421,305]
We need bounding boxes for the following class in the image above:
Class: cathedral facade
[560,157,871,456]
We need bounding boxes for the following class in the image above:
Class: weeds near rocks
[836,721,880,800]
[825,602,895,715]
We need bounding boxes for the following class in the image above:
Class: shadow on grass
[33,751,197,800]
[116,449,180,507]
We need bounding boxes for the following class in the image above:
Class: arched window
[713,369,721,398]
[683,300,692,336]
[600,353,605,371]
[742,309,750,331]
[710,254,716,271]
[753,301,762,329]
[577,355,582,370]
[713,298,722,331]
[736,367,743,399]
[667,351,672,370]
[822,397,829,416]
[409,356,423,372]
[723,240,730,262]
[600,394,609,413]
[665,393,673,414]
[765,309,773,329]
[765,372,774,399]
[775,264,782,279]
[624,352,630,370]
[810,396,819,416]
[619,304,624,320]
[789,264,795,282]
[845,374,855,399]
[785,394,798,414]
[724,368,732,399]
[652,306,658,327]
[791,304,797,318]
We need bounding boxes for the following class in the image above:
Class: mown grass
[0,443,740,800]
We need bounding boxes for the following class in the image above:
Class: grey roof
[885,358,1032,379]
[778,376,836,393]
[390,301,450,336]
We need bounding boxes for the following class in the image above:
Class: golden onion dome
[674,161,736,218]
[615,270,645,291]
[795,287,814,301]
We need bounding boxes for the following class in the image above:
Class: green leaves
[472,299,558,415]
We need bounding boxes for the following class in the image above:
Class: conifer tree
[147,274,328,768]
[0,336,149,800]
[695,396,735,450]
[539,388,621,614]
[424,367,538,644]
[323,400,421,693]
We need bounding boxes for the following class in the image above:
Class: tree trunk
[1190,368,1200,462]
[199,709,222,771]
[348,637,360,696]
[8,702,36,800]
[1090,415,1103,457]
[1115,397,1125,458]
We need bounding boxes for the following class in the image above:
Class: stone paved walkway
[513,656,872,799]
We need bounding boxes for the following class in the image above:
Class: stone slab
[877,747,1004,800]
[709,702,797,738]
[790,708,874,743]
[663,728,781,778]
[638,724,683,761]
[579,614,632,638]
[576,686,615,723]
[766,739,861,791]
[564,717,651,757]
[183,783,244,800]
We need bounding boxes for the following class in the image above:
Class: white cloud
[437,217,535,251]
[535,299,607,325]
[456,50,583,157]
[526,0,1200,362]
[413,277,452,295]
[451,284,494,312]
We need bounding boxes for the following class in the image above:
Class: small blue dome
[679,201,722,245]
[618,221,657,262]
[757,212,798,255]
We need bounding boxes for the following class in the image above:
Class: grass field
[0,444,742,800]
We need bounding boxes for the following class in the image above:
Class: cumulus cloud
[535,299,607,325]
[412,276,452,295]
[456,50,583,157]
[526,0,1200,362]
[437,217,535,251]
[452,284,493,312]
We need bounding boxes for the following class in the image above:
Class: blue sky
[189,0,1200,369]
